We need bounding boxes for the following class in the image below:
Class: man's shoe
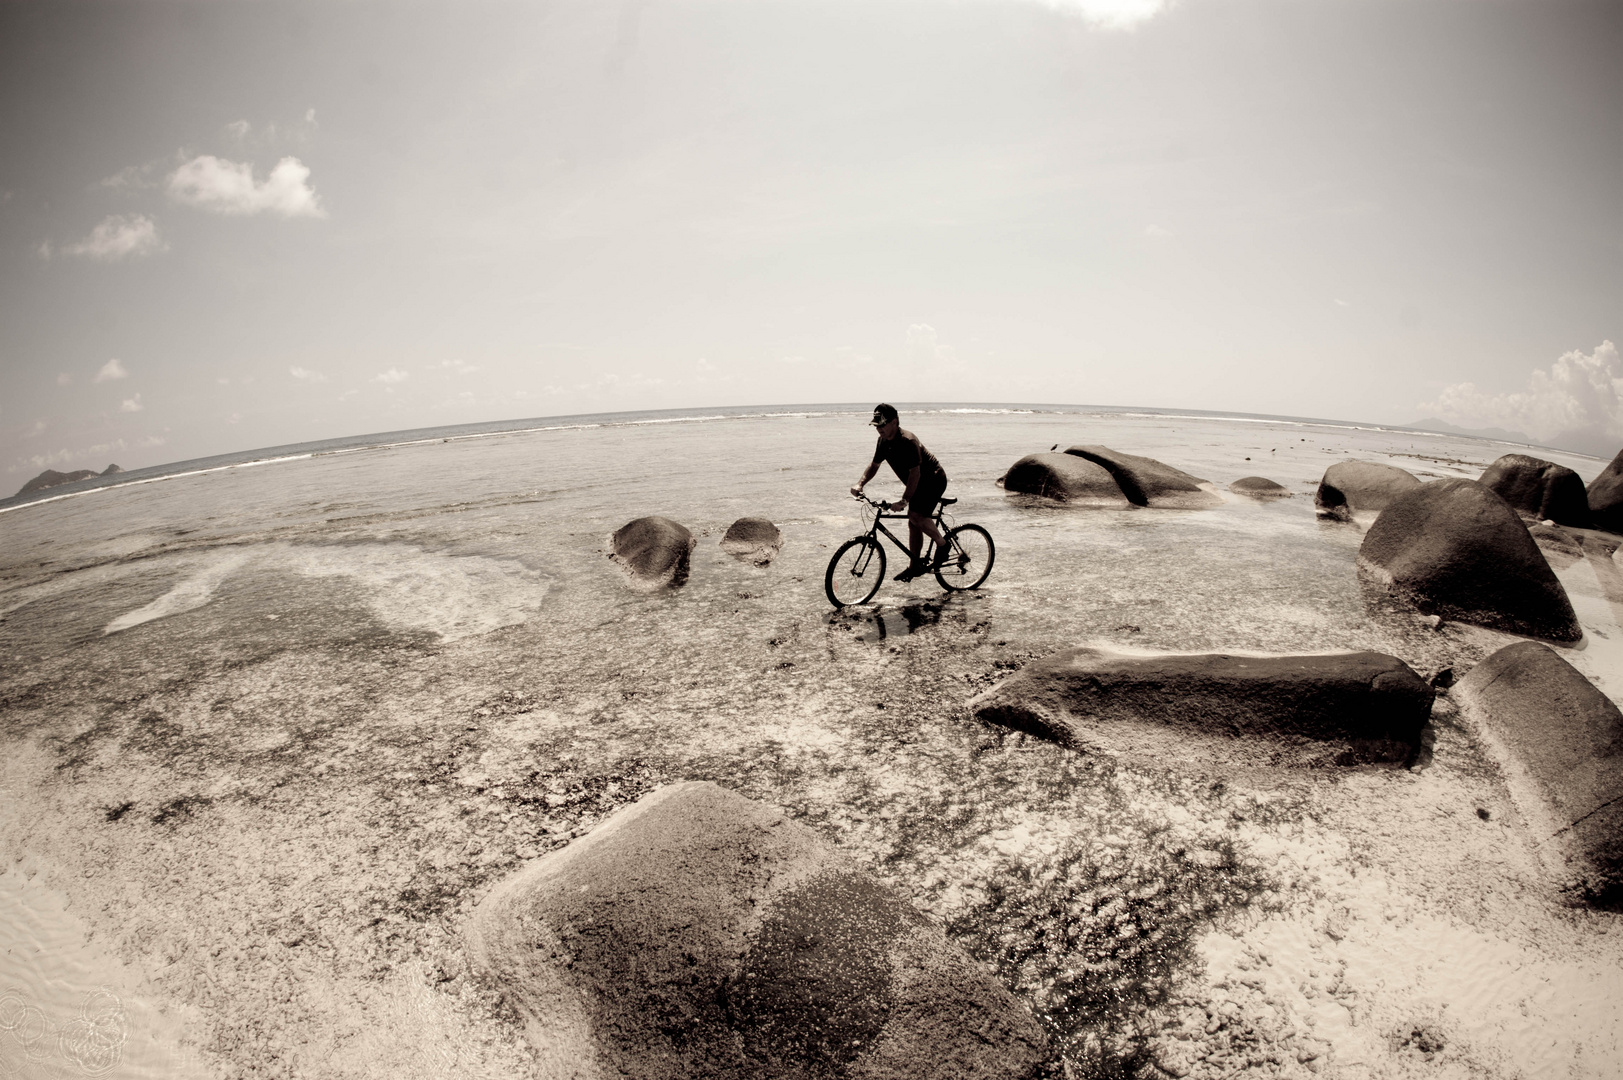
[893,561,926,582]
[931,547,954,569]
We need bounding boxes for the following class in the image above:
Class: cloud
[24,420,46,438]
[94,358,128,383]
[60,214,166,261]
[374,368,410,384]
[57,373,72,386]
[1144,224,1174,237]
[1042,0,1171,30]
[305,108,318,125]
[167,155,326,218]
[99,163,160,190]
[1421,341,1623,456]
[907,323,957,365]
[289,366,328,382]
[437,359,480,375]
[120,393,144,413]
[226,119,251,141]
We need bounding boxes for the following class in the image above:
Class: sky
[1,0,1619,477]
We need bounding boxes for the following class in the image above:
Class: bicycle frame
[855,495,955,563]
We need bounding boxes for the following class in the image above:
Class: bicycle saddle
[939,497,957,506]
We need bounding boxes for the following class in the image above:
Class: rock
[1314,460,1422,521]
[719,517,782,565]
[1587,448,1623,534]
[610,516,695,588]
[1528,522,1585,569]
[465,781,1050,1080]
[1357,479,1581,641]
[1479,454,1590,527]
[969,646,1432,767]
[16,468,98,497]
[1228,476,1292,499]
[1000,453,1130,506]
[1452,642,1623,907]
[1063,446,1223,509]
[100,463,123,476]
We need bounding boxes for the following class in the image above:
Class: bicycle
[824,492,995,607]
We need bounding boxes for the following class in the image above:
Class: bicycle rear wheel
[934,524,994,591]
[825,536,885,607]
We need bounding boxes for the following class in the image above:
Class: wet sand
[2,410,1620,1079]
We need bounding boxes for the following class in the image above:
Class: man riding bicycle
[849,403,950,582]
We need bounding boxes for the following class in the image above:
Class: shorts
[908,471,948,516]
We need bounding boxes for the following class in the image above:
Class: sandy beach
[3,407,1621,1080]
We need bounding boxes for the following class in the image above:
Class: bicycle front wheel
[935,524,994,591]
[825,536,886,607]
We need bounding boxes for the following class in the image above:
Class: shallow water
[2,406,1619,1079]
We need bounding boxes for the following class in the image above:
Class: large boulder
[1452,642,1623,907]
[1000,452,1129,506]
[720,517,782,565]
[1314,460,1422,521]
[1063,446,1222,509]
[1357,479,1581,641]
[1479,454,1590,527]
[465,782,1050,1080]
[1587,448,1623,534]
[611,516,695,588]
[1228,476,1292,499]
[969,646,1432,767]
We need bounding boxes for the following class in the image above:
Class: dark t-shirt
[872,428,944,484]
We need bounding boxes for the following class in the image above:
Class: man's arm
[893,465,920,512]
[850,461,880,497]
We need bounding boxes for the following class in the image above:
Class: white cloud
[226,119,251,141]
[61,214,166,261]
[25,420,46,438]
[1043,0,1171,30]
[99,163,159,190]
[167,155,326,218]
[1144,224,1174,237]
[1422,341,1623,456]
[907,323,957,365]
[437,359,480,375]
[120,393,144,413]
[305,108,318,125]
[374,368,410,384]
[94,358,128,383]
[57,373,71,386]
[289,366,328,382]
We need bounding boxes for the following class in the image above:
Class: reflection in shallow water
[827,600,946,642]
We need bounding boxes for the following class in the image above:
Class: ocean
[2,403,1620,1080]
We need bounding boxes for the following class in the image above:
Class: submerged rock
[611,516,695,588]
[719,516,782,565]
[1314,460,1421,521]
[969,646,1432,767]
[1357,479,1581,641]
[1228,476,1292,499]
[1587,448,1623,534]
[464,781,1050,1080]
[1479,454,1590,527]
[1063,446,1222,509]
[1453,642,1623,907]
[1000,452,1129,505]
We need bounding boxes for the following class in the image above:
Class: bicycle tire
[825,536,885,607]
[934,524,994,591]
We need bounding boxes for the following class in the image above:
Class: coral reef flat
[2,406,1621,1079]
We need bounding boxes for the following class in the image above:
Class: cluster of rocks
[15,463,122,497]
[610,515,782,588]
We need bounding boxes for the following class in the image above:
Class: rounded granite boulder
[1228,476,1292,499]
[611,515,696,588]
[1479,454,1590,527]
[1587,448,1623,534]
[968,645,1433,768]
[720,516,782,565]
[1314,460,1422,521]
[1357,479,1581,641]
[1000,452,1129,506]
[1452,641,1623,907]
[1062,446,1222,509]
[464,781,1050,1080]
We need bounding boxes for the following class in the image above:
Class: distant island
[16,463,123,498]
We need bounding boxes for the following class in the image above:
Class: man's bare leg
[908,512,946,566]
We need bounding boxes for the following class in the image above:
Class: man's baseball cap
[869,403,898,426]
